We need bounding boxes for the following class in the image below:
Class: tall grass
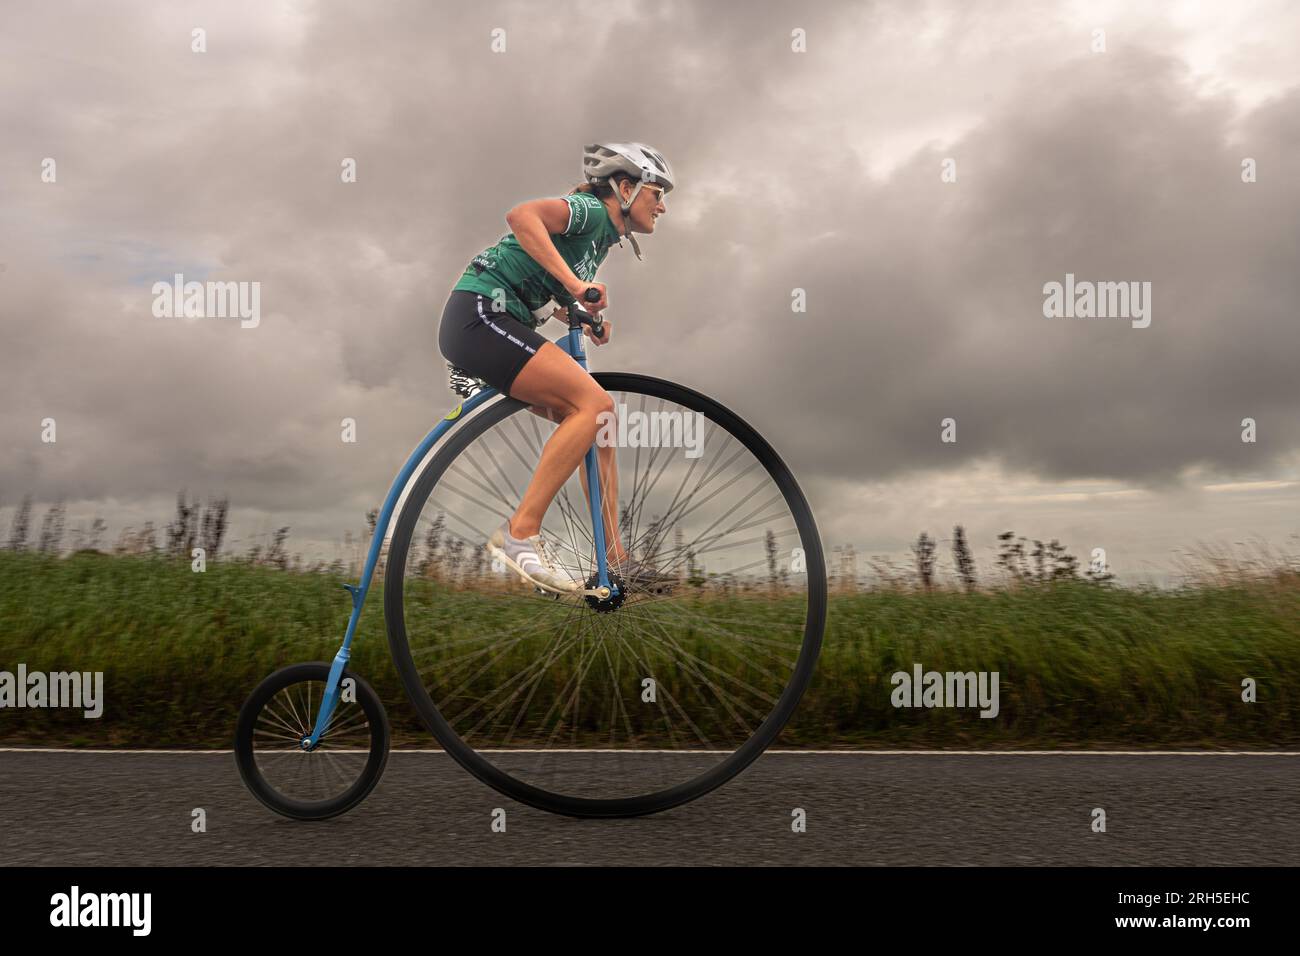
[0,550,1296,747]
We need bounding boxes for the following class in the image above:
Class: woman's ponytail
[569,176,628,200]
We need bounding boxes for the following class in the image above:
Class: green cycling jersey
[452,192,622,329]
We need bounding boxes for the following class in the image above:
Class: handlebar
[568,286,606,337]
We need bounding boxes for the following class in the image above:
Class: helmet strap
[613,178,645,260]
[620,179,645,214]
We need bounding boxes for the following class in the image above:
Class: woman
[438,142,674,594]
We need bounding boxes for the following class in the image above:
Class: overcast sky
[2,0,1298,585]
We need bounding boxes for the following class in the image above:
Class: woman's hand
[568,280,609,342]
[585,318,612,345]
[569,281,608,314]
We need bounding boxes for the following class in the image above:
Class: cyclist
[438,142,674,594]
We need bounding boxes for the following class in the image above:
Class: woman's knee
[555,388,613,439]
[554,386,612,418]
[581,388,615,418]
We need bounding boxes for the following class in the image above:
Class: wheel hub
[584,572,626,613]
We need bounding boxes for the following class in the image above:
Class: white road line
[1,748,1298,756]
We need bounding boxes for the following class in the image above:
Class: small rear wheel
[235,662,390,820]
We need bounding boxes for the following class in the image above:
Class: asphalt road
[1,751,1296,866]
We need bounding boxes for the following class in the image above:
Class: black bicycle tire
[384,373,826,818]
[235,662,391,820]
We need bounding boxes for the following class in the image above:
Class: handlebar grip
[581,287,605,336]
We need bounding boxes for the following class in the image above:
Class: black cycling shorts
[438,290,548,396]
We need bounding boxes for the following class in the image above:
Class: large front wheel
[385,373,826,817]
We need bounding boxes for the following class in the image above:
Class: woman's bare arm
[505,198,606,309]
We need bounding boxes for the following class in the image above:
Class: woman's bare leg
[527,403,628,563]
[577,435,628,563]
[507,342,614,540]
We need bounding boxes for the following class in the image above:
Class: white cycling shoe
[488,522,579,595]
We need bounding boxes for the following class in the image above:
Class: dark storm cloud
[1,0,1297,560]
[674,48,1300,492]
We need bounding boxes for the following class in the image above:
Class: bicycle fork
[585,442,612,591]
[571,311,613,594]
[301,584,363,750]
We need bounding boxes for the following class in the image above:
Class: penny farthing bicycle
[236,291,826,818]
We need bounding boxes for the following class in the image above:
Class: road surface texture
[1,750,1295,866]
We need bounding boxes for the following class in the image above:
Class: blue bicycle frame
[302,319,611,748]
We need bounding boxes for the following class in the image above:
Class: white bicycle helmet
[581,142,675,258]
[583,142,674,193]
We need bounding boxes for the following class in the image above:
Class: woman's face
[622,180,667,233]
